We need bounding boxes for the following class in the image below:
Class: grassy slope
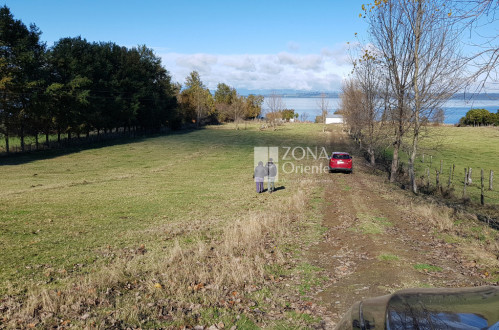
[0,123,330,328]
[2,123,497,327]
[0,123,325,287]
[396,126,499,204]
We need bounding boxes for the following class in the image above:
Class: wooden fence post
[422,154,425,163]
[452,164,455,181]
[468,168,473,185]
[490,170,494,191]
[448,166,452,188]
[426,167,430,189]
[481,168,485,205]
[440,160,443,174]
[436,170,440,193]
[430,155,433,167]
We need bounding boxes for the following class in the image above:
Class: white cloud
[175,53,218,74]
[222,56,257,72]
[321,43,354,66]
[156,43,353,91]
[260,60,283,75]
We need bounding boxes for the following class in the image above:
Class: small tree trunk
[20,124,25,152]
[5,133,9,154]
[390,142,400,183]
[409,153,418,194]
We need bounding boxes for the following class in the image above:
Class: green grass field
[415,126,499,204]
[0,123,328,287]
[0,123,331,328]
[1,122,497,327]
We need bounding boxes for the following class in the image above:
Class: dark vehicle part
[336,286,499,329]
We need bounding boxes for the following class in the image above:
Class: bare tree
[340,78,364,141]
[300,112,310,122]
[364,0,414,182]
[265,91,285,130]
[364,0,465,191]
[351,47,388,166]
[231,95,246,130]
[317,93,330,132]
[403,0,465,193]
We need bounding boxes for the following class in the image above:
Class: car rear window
[332,154,351,159]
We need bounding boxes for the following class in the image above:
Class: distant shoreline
[260,95,499,125]
[238,90,499,101]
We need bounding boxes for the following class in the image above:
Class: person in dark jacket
[254,161,266,193]
[266,158,277,193]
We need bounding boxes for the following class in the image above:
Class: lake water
[265,97,499,124]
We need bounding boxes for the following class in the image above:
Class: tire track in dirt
[307,128,487,327]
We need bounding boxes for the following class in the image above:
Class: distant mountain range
[235,89,499,100]
[235,89,340,98]
[449,93,499,101]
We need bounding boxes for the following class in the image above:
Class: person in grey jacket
[266,158,277,193]
[254,161,266,193]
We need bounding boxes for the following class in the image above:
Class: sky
[3,0,368,92]
[3,1,497,93]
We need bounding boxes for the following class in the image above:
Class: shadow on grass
[260,186,286,194]
[1,123,330,167]
[0,128,203,166]
[274,186,286,192]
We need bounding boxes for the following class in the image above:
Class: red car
[329,152,353,173]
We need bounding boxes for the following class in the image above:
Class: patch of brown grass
[405,200,498,282]
[1,189,309,328]
[410,202,454,232]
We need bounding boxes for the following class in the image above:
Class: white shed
[325,114,344,124]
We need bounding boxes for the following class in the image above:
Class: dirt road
[307,128,489,328]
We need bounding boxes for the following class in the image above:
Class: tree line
[339,0,498,194]
[0,6,263,154]
[459,108,499,126]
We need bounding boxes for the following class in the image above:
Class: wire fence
[0,127,170,157]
